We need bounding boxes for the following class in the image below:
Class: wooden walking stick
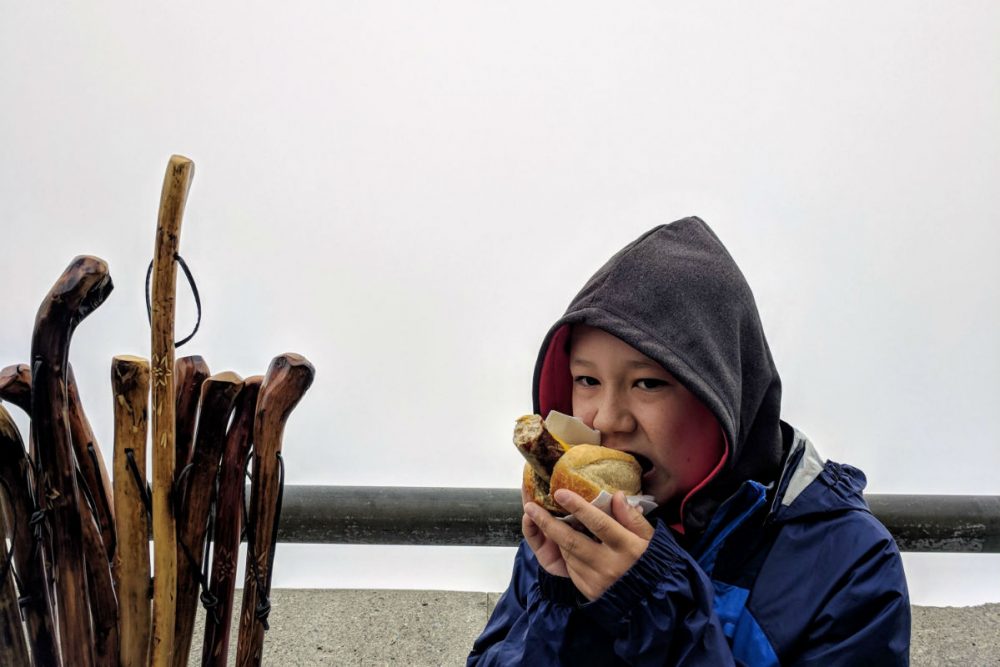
[80,491,118,667]
[0,360,117,665]
[0,364,31,414]
[173,371,243,667]
[67,364,116,562]
[174,355,210,482]
[201,376,262,667]
[0,478,30,667]
[3,363,118,565]
[236,353,314,667]
[0,404,58,667]
[31,254,113,667]
[112,355,152,667]
[0,364,34,466]
[150,154,194,667]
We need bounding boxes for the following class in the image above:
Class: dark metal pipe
[275,486,1000,553]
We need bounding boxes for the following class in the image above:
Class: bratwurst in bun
[514,413,642,515]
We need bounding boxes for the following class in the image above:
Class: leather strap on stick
[150,154,195,667]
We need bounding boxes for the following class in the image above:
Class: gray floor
[187,590,1000,666]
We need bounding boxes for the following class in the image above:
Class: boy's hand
[523,489,654,601]
[522,485,570,578]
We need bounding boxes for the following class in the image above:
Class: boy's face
[569,325,725,507]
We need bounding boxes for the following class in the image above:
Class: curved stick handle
[31,254,113,667]
[150,154,194,667]
[0,364,31,414]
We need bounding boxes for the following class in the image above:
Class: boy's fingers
[522,511,539,539]
[611,491,655,540]
[524,501,593,552]
[552,489,629,548]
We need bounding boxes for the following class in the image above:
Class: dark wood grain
[66,364,116,563]
[174,355,210,481]
[201,376,261,667]
[172,372,242,667]
[236,354,314,667]
[0,399,58,667]
[31,254,113,667]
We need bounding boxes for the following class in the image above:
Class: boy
[468,217,910,665]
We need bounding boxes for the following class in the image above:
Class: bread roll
[523,444,642,515]
[550,444,642,502]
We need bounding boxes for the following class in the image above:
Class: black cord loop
[145,253,202,348]
[124,448,153,521]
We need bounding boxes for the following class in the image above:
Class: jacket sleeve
[467,541,580,666]
[579,521,737,666]
[469,525,740,666]
[790,522,911,666]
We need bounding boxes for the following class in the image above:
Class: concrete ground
[188,590,1000,666]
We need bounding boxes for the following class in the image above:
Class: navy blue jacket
[469,429,911,665]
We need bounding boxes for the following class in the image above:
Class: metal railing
[275,486,1000,553]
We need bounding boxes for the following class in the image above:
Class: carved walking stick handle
[31,254,113,667]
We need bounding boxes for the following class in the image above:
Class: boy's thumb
[613,492,654,540]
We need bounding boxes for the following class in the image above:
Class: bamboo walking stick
[172,371,243,667]
[30,254,113,667]
[112,355,151,667]
[150,154,194,666]
[201,376,261,667]
[174,355,210,482]
[236,353,314,667]
[0,404,58,667]
[66,364,116,562]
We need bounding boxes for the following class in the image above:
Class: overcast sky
[2,2,998,606]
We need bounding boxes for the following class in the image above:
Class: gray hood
[531,216,786,536]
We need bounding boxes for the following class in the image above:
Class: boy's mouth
[630,452,654,475]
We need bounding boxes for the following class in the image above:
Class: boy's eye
[636,378,669,390]
[573,375,600,387]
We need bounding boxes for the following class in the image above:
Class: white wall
[2,2,998,606]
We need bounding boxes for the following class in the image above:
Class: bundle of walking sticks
[0,155,314,666]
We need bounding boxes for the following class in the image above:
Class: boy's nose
[592,395,636,436]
